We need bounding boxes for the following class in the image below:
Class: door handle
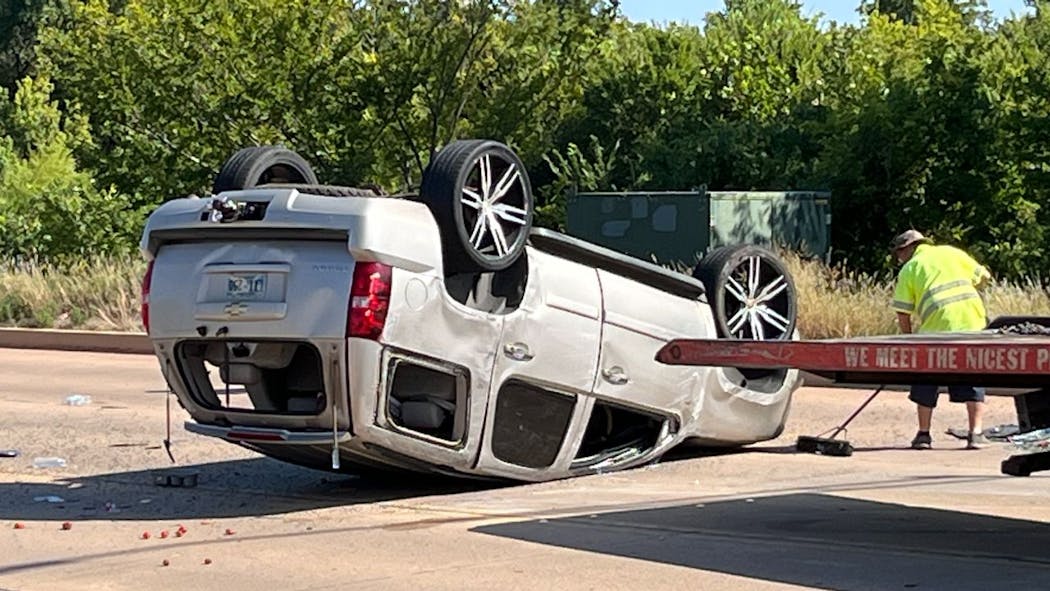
[602,366,629,385]
[503,342,534,362]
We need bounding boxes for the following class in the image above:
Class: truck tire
[420,140,534,274]
[693,244,797,340]
[213,146,318,194]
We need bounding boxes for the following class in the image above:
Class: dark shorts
[909,385,986,408]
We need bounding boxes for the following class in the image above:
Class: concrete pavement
[0,348,1047,591]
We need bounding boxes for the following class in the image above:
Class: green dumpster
[565,190,830,267]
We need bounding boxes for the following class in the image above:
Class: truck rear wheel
[420,140,534,274]
[693,244,797,340]
[213,146,318,194]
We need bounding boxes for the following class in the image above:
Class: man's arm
[897,312,913,334]
[974,265,992,290]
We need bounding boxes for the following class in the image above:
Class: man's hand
[897,312,913,334]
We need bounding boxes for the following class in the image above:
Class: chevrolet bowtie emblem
[224,302,248,317]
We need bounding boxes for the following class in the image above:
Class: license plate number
[226,274,267,299]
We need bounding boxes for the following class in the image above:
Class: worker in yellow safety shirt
[891,230,992,450]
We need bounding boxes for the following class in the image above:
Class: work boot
[911,431,932,450]
[966,432,989,450]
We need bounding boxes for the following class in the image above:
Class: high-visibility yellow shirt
[892,244,991,333]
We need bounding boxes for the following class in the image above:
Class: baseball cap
[890,230,930,251]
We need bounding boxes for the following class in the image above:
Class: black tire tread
[260,183,382,198]
[213,146,319,194]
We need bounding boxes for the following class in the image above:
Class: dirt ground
[0,348,1048,591]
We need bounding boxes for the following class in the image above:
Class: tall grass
[0,256,146,331]
[784,252,1050,339]
[1,254,1048,337]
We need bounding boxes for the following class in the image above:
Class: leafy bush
[0,76,145,262]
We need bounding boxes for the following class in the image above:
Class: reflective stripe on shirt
[916,279,971,321]
[919,291,982,324]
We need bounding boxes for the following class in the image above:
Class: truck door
[475,251,603,479]
[593,269,708,413]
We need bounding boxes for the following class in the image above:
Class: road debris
[32,457,67,468]
[64,394,92,406]
[33,495,65,503]
[60,521,72,530]
[1010,427,1050,455]
[0,449,19,458]
[224,528,236,536]
[162,559,170,567]
[203,558,212,565]
[141,531,151,540]
[153,469,199,488]
[13,522,25,529]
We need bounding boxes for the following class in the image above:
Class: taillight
[141,260,155,334]
[347,262,392,339]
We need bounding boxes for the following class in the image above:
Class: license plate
[226,274,267,299]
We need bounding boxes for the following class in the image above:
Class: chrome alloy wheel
[460,153,530,262]
[722,255,793,340]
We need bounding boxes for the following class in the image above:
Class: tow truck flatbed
[656,332,1050,388]
[655,325,1050,477]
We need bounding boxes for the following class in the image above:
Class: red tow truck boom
[655,322,1050,477]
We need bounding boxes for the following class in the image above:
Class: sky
[617,0,1034,27]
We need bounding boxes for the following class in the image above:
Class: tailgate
[149,239,353,339]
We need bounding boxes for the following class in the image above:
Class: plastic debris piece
[60,521,72,530]
[64,394,92,406]
[33,495,65,503]
[1009,427,1050,455]
[103,502,120,513]
[32,457,67,468]
[140,498,152,504]
[0,449,19,458]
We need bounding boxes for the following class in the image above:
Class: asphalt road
[0,348,1048,591]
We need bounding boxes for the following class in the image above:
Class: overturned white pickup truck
[140,140,801,481]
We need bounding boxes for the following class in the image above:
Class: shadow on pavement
[474,493,1050,590]
[0,457,498,521]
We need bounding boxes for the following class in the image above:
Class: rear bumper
[185,422,352,445]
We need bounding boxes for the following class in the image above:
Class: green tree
[554,0,833,196]
[972,1,1050,278]
[0,76,143,261]
[817,0,1004,272]
[1,0,48,90]
[40,0,615,202]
